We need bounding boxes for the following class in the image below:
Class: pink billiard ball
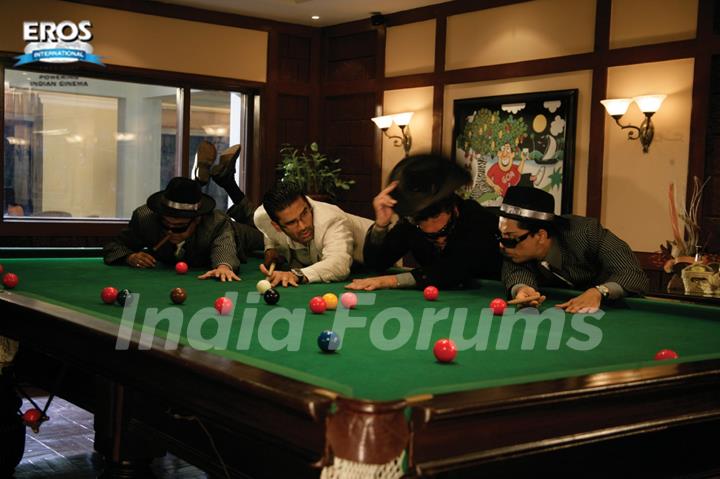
[101,286,119,304]
[309,296,327,314]
[433,338,457,363]
[340,292,357,309]
[424,285,439,301]
[2,273,19,289]
[175,261,189,274]
[489,298,507,315]
[654,349,679,360]
[214,297,233,315]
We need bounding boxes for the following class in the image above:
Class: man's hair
[412,194,460,222]
[263,181,306,223]
[517,218,558,238]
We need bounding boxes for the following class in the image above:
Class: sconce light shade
[371,111,414,157]
[371,115,394,129]
[393,111,414,127]
[633,94,666,114]
[600,93,666,153]
[600,98,632,117]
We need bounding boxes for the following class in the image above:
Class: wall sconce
[371,111,413,157]
[600,94,666,153]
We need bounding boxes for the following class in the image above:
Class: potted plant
[277,142,354,201]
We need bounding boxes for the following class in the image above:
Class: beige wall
[602,58,694,252]
[443,71,593,216]
[445,0,596,70]
[40,92,118,217]
[1,0,267,81]
[610,0,698,49]
[380,87,435,184]
[385,20,436,77]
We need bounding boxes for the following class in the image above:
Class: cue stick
[268,262,276,275]
[153,233,172,251]
[508,293,543,305]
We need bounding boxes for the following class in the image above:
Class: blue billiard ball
[317,330,340,353]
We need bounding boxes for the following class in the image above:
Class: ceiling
[151,0,449,27]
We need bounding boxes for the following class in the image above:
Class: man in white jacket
[253,181,373,286]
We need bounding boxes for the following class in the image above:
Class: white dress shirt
[253,197,373,283]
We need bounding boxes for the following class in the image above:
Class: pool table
[1,255,720,478]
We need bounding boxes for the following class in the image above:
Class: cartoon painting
[452,90,577,214]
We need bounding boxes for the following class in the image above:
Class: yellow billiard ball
[322,293,338,310]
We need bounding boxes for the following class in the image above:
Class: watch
[594,284,610,298]
[291,268,306,283]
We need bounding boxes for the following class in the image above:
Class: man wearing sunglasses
[346,154,502,291]
[103,176,263,281]
[253,181,373,287]
[498,186,648,313]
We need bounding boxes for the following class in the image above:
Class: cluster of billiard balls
[100,286,134,306]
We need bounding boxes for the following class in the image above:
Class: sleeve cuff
[395,272,416,288]
[603,282,625,300]
[368,224,389,244]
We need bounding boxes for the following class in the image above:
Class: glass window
[188,90,249,213]
[3,69,179,220]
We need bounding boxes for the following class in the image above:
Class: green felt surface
[2,257,720,401]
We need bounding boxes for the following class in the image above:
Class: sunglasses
[412,213,456,240]
[496,231,532,248]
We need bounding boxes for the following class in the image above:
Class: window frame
[0,55,263,241]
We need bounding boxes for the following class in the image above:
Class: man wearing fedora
[346,154,502,291]
[253,181,373,287]
[498,185,648,312]
[103,177,263,281]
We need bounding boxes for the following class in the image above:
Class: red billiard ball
[433,338,457,363]
[654,349,679,360]
[170,287,187,304]
[309,296,327,314]
[101,286,119,304]
[489,298,507,315]
[175,261,189,274]
[424,285,439,301]
[214,297,233,315]
[22,408,43,424]
[2,273,19,289]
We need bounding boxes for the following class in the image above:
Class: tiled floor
[13,395,208,478]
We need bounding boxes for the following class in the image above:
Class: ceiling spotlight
[311,15,320,20]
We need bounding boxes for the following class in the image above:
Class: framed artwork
[452,89,578,214]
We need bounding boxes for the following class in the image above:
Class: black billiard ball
[317,330,340,353]
[116,289,133,306]
[170,287,187,304]
[263,288,280,305]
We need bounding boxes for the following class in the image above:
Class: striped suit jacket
[103,206,242,270]
[501,215,649,296]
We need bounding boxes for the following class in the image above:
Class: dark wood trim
[63,0,315,34]
[442,53,596,84]
[179,87,190,177]
[686,0,716,210]
[308,30,322,144]
[432,15,447,155]
[585,0,612,219]
[320,79,381,96]
[374,0,533,28]
[606,40,697,66]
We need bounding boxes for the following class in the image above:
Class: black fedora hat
[389,154,471,217]
[146,177,215,218]
[497,186,558,222]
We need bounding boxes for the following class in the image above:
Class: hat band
[163,198,200,211]
[500,204,555,221]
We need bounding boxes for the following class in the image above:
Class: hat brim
[390,161,471,217]
[146,191,215,218]
[494,206,567,225]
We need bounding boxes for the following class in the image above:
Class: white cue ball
[256,279,272,294]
